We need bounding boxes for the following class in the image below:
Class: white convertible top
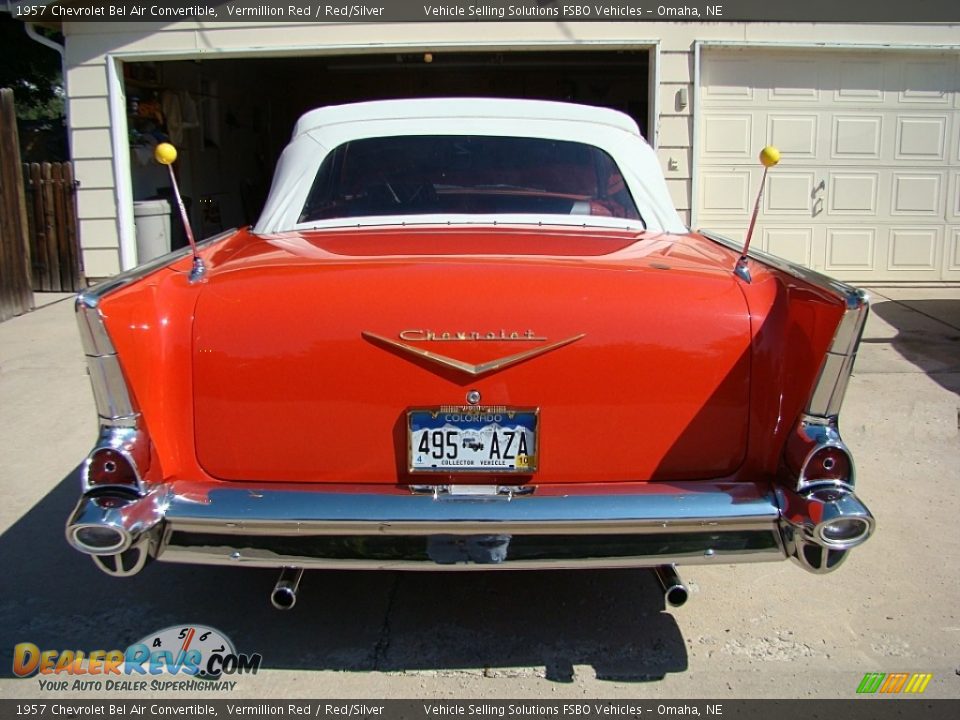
[254,98,687,235]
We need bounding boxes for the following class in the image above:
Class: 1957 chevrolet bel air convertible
[66,98,874,609]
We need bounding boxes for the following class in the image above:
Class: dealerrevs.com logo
[856,672,933,695]
[13,624,261,692]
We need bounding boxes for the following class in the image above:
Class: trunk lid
[193,227,751,484]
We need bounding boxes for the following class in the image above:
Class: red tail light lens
[804,446,851,483]
[87,449,138,488]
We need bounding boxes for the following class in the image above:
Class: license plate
[408,406,538,473]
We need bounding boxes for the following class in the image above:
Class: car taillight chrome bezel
[783,416,856,492]
[81,426,151,496]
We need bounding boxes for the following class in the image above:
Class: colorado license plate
[408,406,538,473]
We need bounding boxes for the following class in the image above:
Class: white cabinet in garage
[696,48,960,282]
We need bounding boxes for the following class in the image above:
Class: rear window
[298,135,641,224]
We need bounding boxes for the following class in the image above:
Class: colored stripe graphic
[880,673,910,693]
[857,672,932,694]
[857,673,885,693]
[904,674,933,694]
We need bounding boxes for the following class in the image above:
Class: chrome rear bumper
[65,480,872,576]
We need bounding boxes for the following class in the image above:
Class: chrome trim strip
[701,230,864,307]
[86,355,137,422]
[76,227,236,309]
[161,484,781,536]
[806,295,870,419]
[76,302,115,356]
[157,542,784,572]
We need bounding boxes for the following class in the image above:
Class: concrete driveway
[1,287,958,699]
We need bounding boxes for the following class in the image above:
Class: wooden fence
[23,161,84,292]
[0,88,34,322]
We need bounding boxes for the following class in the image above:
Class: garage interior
[122,50,651,247]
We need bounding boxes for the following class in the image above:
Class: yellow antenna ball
[759,146,780,168]
[154,143,178,165]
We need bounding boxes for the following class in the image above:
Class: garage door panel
[701,170,753,214]
[888,227,941,274]
[702,227,747,245]
[890,173,944,217]
[767,60,820,103]
[834,60,884,104]
[703,114,753,158]
[899,60,953,105]
[701,59,755,102]
[765,172,815,215]
[896,115,948,161]
[828,172,879,215]
[951,172,960,221]
[954,118,960,161]
[763,226,816,267]
[945,228,960,280]
[766,114,819,158]
[832,115,884,160]
[826,227,877,273]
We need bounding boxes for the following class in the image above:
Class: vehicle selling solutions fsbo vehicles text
[420,5,720,18]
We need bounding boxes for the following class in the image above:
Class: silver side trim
[806,294,870,419]
[157,544,784,572]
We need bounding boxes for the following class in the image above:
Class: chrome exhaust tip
[270,567,304,610]
[69,524,130,555]
[778,486,875,574]
[65,492,166,577]
[654,564,689,608]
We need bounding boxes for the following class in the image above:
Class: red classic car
[66,98,874,609]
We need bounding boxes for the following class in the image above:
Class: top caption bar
[9,0,960,22]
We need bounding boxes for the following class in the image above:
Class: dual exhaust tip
[654,564,689,608]
[270,567,303,610]
[266,566,688,611]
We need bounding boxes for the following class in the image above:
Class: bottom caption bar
[3,700,958,719]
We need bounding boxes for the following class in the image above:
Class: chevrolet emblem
[362,331,585,377]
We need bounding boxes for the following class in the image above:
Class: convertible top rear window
[298,135,642,224]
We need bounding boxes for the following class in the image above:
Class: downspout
[24,22,70,153]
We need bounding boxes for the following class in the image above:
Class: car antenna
[734,145,780,282]
[154,142,206,283]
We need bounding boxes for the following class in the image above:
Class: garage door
[696,48,960,282]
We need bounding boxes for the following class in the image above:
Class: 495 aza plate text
[408,406,538,473]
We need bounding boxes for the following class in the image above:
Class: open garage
[122,49,652,247]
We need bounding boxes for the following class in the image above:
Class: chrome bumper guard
[66,480,873,576]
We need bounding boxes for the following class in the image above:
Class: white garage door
[696,48,960,282]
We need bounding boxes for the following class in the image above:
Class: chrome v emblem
[362,331,585,377]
